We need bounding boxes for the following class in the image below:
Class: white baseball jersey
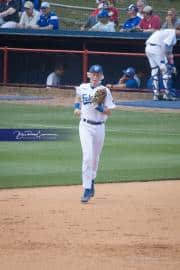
[146,29,177,50]
[76,83,116,122]
[89,21,115,32]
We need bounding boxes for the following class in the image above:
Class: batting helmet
[123,67,135,77]
[89,65,103,73]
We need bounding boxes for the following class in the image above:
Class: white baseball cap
[41,2,50,8]
[24,1,33,9]
[143,5,153,13]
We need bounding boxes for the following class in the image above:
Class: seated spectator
[36,1,59,30]
[0,0,19,28]
[89,9,115,32]
[106,0,119,26]
[18,0,41,12]
[46,64,64,88]
[161,8,180,29]
[17,1,40,29]
[137,5,161,32]
[120,4,141,32]
[81,1,118,31]
[81,2,102,31]
[136,0,146,19]
[107,67,141,90]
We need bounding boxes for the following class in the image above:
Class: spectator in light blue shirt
[120,4,141,32]
[36,1,59,30]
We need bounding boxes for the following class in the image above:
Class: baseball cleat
[90,180,95,197]
[153,95,160,101]
[163,93,176,101]
[81,189,91,203]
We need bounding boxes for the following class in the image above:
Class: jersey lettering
[82,94,92,105]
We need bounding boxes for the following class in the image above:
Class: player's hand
[119,75,127,84]
[74,109,81,117]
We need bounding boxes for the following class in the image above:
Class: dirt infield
[0,86,180,113]
[0,181,180,270]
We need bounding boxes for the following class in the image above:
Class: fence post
[3,47,8,85]
[83,44,88,83]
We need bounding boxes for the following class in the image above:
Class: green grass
[0,103,180,189]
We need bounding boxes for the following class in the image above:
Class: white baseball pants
[145,44,170,94]
[145,44,167,68]
[79,120,105,189]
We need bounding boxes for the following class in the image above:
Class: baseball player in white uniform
[74,64,115,203]
[145,28,180,100]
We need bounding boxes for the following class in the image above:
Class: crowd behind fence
[50,2,179,31]
[0,0,179,31]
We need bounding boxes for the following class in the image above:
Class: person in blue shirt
[120,4,141,32]
[36,1,59,30]
[107,67,140,90]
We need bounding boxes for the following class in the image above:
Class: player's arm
[74,96,81,117]
[95,104,112,115]
[107,75,127,90]
[0,7,16,18]
[102,107,112,116]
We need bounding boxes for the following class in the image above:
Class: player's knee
[151,67,159,77]
[162,73,169,80]
[159,62,167,73]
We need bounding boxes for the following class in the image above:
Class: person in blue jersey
[36,1,59,30]
[120,4,141,32]
[106,67,141,90]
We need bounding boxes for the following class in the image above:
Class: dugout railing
[0,46,180,91]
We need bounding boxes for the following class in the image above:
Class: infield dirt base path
[0,181,180,270]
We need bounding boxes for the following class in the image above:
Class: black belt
[83,119,104,125]
[149,43,158,46]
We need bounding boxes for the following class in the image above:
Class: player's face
[89,72,103,86]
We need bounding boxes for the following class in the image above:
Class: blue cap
[89,65,103,73]
[98,9,110,18]
[123,67,135,77]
